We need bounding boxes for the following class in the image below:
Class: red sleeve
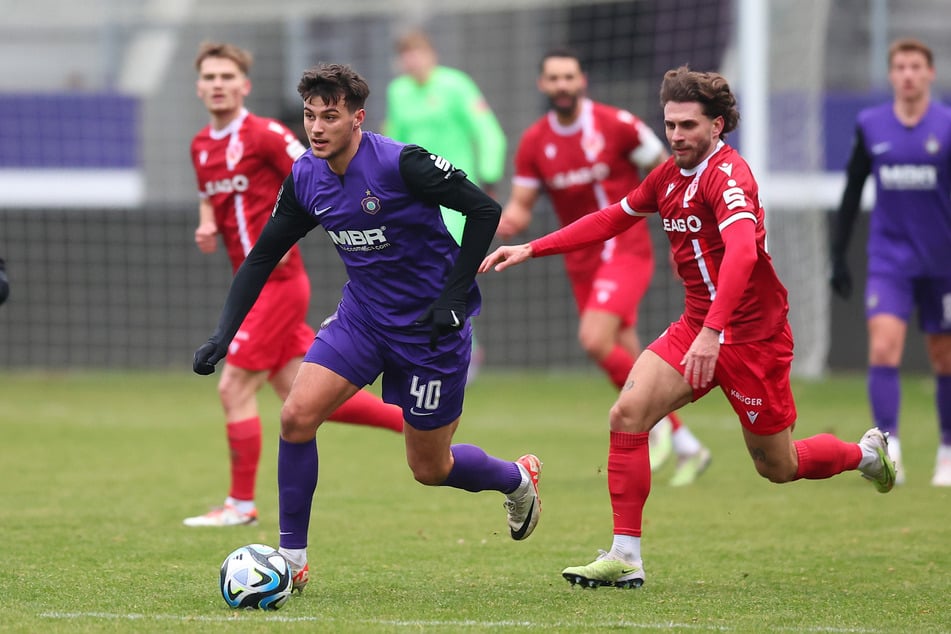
[702,217,758,332]
[530,202,642,257]
[622,162,662,213]
[190,135,205,194]
[512,127,540,183]
[614,110,642,153]
[260,119,304,176]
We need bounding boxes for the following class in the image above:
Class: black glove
[416,299,467,351]
[193,338,227,375]
[0,257,8,306]
[830,255,852,300]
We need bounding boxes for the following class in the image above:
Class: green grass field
[1,370,949,633]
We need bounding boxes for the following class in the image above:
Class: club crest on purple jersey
[362,190,381,215]
[925,134,940,155]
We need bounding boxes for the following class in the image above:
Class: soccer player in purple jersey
[831,38,951,486]
[193,63,541,592]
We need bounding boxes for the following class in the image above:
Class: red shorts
[227,273,316,378]
[647,316,797,435]
[568,250,654,329]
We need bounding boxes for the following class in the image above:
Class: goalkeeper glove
[417,298,467,351]
[830,255,852,300]
[193,337,227,375]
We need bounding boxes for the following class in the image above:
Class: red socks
[666,410,683,432]
[608,431,651,537]
[598,345,636,390]
[794,434,862,480]
[328,390,404,432]
[227,416,262,501]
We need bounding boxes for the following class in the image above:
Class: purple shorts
[304,300,472,431]
[865,273,951,333]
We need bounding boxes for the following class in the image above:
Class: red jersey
[191,109,307,280]
[513,98,659,276]
[622,143,788,343]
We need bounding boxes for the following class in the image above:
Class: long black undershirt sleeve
[831,126,872,259]
[398,145,501,306]
[207,176,317,351]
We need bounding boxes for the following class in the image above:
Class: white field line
[39,612,882,632]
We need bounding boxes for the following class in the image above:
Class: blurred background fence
[1,0,949,374]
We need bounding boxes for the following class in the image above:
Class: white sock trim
[610,535,641,563]
[671,426,703,456]
[279,547,307,568]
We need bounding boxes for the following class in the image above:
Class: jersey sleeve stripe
[512,175,541,189]
[629,121,665,168]
[718,211,756,232]
[620,197,651,217]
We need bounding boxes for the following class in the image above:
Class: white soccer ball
[219,543,292,610]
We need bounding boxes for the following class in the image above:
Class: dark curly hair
[660,65,740,138]
[297,63,369,112]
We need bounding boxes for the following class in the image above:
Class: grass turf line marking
[39,612,882,632]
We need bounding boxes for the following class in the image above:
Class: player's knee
[753,461,796,483]
[608,401,650,434]
[868,338,901,365]
[927,353,951,375]
[578,329,611,360]
[279,400,319,442]
[216,376,243,409]
[407,459,448,486]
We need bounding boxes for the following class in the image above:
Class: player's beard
[672,137,713,170]
[548,91,580,119]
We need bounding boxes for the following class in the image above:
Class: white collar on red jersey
[679,140,725,176]
[209,108,250,141]
[547,98,592,137]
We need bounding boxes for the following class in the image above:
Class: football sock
[226,416,262,502]
[442,444,522,493]
[868,365,900,436]
[278,437,318,550]
[667,410,684,432]
[328,390,404,433]
[610,535,642,564]
[671,419,703,455]
[887,436,902,454]
[279,547,307,569]
[794,434,862,479]
[608,431,650,537]
[936,375,951,446]
[599,345,636,390]
[225,497,256,515]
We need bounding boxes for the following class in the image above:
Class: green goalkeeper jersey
[385,66,506,244]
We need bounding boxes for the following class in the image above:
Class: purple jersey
[289,133,478,336]
[857,101,951,276]
[200,130,500,361]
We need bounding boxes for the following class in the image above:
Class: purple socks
[868,365,900,436]
[937,375,951,446]
[278,437,318,550]
[442,444,522,493]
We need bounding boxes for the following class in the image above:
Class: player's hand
[193,338,227,375]
[830,255,852,299]
[495,214,522,239]
[195,221,218,254]
[479,243,533,273]
[416,299,467,351]
[681,327,720,390]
